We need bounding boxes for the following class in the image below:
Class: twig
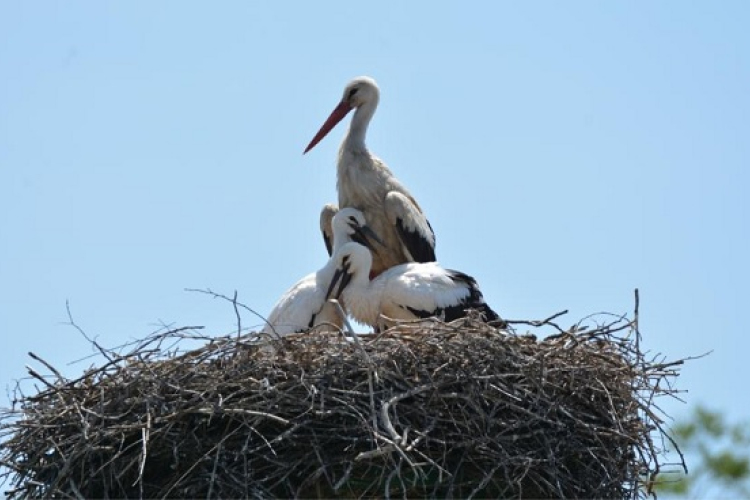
[185,287,277,339]
[191,407,291,425]
[232,290,242,339]
[27,352,66,382]
[331,298,379,431]
[505,309,568,334]
[133,408,151,487]
[381,384,435,443]
[24,366,55,390]
[65,300,114,363]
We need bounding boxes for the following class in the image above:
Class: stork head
[340,76,380,109]
[304,76,380,154]
[325,242,373,300]
[332,207,385,251]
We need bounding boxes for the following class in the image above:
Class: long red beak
[304,100,353,154]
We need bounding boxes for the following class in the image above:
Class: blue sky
[1,0,749,461]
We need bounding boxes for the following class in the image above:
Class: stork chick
[327,241,502,331]
[262,209,383,337]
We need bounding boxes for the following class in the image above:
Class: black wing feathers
[403,269,499,323]
[322,233,333,257]
[396,216,436,263]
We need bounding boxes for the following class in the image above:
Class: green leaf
[696,406,725,438]
[706,451,750,482]
[731,424,750,445]
[674,421,698,442]
[652,473,691,495]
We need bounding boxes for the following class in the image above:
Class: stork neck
[343,98,377,153]
[343,258,381,326]
[318,257,339,283]
[343,244,375,289]
[351,266,372,289]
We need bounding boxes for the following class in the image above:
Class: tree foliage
[656,406,750,498]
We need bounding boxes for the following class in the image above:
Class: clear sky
[1,0,748,454]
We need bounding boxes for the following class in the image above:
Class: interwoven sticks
[0,309,686,499]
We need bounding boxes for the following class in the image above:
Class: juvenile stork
[326,241,502,331]
[262,209,383,337]
[305,76,436,277]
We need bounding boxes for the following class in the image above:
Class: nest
[1,301,685,499]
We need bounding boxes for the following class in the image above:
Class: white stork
[262,208,383,337]
[304,76,436,277]
[326,241,502,331]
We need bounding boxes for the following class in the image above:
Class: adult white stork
[305,76,436,277]
[262,208,383,337]
[326,241,503,331]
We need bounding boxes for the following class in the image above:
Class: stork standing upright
[305,76,436,277]
[262,208,383,337]
[326,240,502,331]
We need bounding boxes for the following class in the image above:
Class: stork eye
[347,87,359,99]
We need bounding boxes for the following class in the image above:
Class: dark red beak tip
[303,100,353,156]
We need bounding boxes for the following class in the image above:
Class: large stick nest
[1,303,685,499]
